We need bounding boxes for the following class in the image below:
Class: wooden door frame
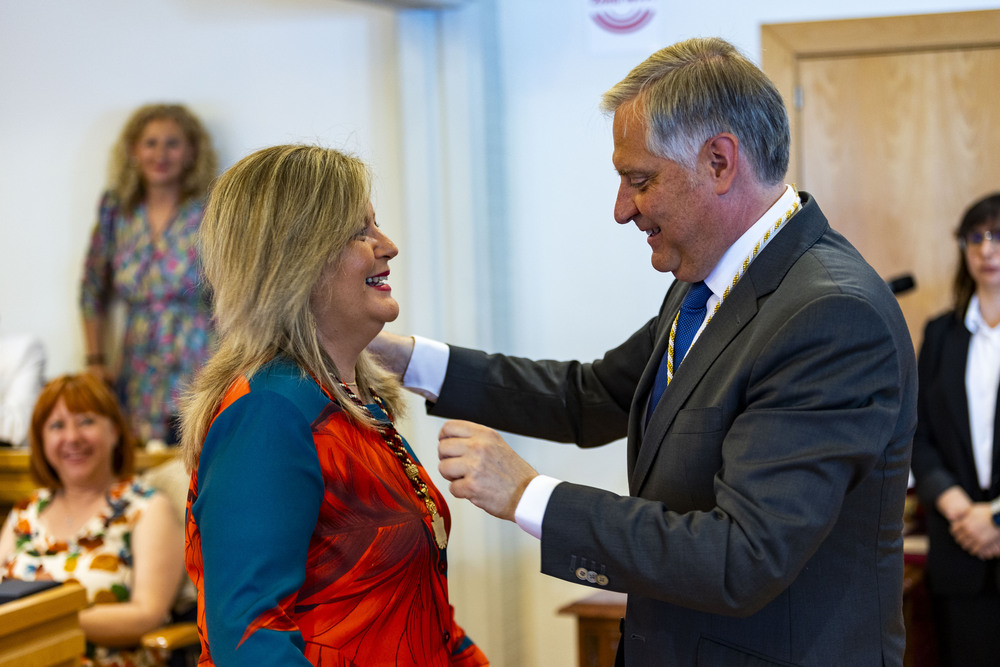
[761,9,1000,185]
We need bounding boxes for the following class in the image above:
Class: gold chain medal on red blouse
[339,381,448,549]
[402,460,449,549]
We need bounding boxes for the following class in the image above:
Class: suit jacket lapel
[940,323,975,486]
[629,195,829,496]
[993,373,1000,494]
[628,284,684,476]
[630,276,760,495]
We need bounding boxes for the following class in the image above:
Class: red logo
[590,1,656,34]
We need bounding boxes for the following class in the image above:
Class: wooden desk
[0,448,177,515]
[0,582,87,667]
[902,535,937,667]
[558,591,626,667]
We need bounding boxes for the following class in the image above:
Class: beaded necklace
[338,381,448,550]
[665,188,802,385]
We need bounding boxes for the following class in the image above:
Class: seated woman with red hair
[0,374,184,667]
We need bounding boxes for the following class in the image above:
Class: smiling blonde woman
[180,145,488,667]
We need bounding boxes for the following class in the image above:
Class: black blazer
[431,194,917,666]
[911,311,1000,594]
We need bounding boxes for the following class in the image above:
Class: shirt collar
[964,295,1000,336]
[703,184,798,299]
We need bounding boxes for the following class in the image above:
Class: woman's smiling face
[41,397,119,489]
[310,202,400,352]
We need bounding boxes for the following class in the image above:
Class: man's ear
[703,133,739,195]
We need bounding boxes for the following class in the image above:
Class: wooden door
[762,10,1000,350]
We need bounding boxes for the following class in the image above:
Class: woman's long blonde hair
[180,145,404,469]
[108,103,218,213]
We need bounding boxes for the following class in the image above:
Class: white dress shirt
[964,295,1000,490]
[403,185,801,538]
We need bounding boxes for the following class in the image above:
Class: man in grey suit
[374,37,916,666]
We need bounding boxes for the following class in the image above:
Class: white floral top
[1,477,167,667]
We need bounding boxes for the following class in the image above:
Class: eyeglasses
[959,229,1000,249]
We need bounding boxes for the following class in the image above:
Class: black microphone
[886,274,915,296]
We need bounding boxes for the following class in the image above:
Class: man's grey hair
[601,37,790,185]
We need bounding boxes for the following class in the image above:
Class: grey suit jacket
[431,193,917,666]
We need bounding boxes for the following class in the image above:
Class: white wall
[3,0,999,665]
[0,0,404,375]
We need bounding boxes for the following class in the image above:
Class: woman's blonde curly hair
[108,103,218,212]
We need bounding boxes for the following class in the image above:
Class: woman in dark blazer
[912,192,1000,667]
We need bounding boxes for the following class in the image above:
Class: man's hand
[367,331,415,378]
[438,420,538,522]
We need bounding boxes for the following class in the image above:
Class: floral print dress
[80,191,214,442]
[1,478,168,667]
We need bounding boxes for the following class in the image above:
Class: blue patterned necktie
[649,281,713,412]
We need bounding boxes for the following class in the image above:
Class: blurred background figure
[0,329,45,447]
[181,145,487,666]
[80,103,218,445]
[0,373,185,667]
[911,192,1000,667]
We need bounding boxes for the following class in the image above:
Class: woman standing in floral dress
[80,103,218,443]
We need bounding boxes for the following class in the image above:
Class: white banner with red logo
[587,0,664,53]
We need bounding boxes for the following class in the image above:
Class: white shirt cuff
[514,475,562,540]
[402,335,450,401]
